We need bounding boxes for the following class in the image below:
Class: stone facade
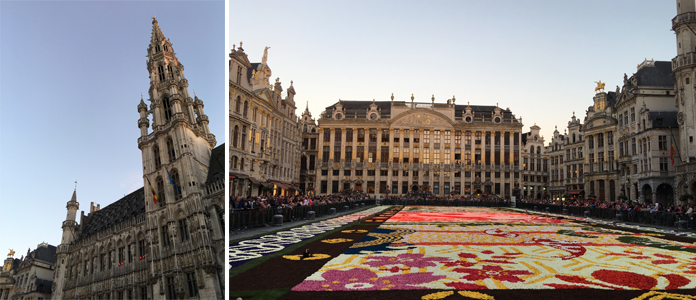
[582,89,620,202]
[51,18,225,300]
[313,97,525,198]
[299,104,320,195]
[546,113,586,201]
[8,243,55,300]
[520,125,550,199]
[229,44,301,197]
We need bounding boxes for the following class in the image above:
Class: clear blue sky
[230,0,676,141]
[0,1,224,261]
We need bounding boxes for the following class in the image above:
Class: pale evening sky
[230,0,676,141]
[0,1,224,262]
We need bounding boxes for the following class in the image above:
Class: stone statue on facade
[262,46,270,65]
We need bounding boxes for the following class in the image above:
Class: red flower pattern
[454,265,532,283]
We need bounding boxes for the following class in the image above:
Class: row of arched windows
[233,96,249,117]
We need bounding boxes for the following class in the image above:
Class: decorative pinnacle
[452,95,456,103]
[411,94,414,101]
[391,93,394,101]
[431,94,435,102]
[290,80,293,86]
[372,98,375,104]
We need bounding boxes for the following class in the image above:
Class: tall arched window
[241,126,247,150]
[162,97,172,121]
[231,156,238,170]
[233,126,239,148]
[243,101,249,117]
[153,145,161,169]
[158,65,165,81]
[156,176,166,206]
[171,169,182,200]
[167,137,175,162]
[236,96,241,112]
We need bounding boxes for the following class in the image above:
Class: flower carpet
[291,206,696,294]
[229,206,386,269]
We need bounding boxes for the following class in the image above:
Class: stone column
[376,129,382,162]
[317,128,324,162]
[341,129,347,161]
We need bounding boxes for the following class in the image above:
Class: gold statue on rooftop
[594,80,605,93]
[8,249,15,257]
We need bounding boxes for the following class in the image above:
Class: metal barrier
[231,199,377,232]
[516,202,694,230]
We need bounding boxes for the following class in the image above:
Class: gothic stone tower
[673,0,696,198]
[137,17,221,298]
[674,0,696,162]
[52,190,78,300]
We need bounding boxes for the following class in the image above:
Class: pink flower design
[364,253,449,269]
[454,265,532,283]
[291,268,445,291]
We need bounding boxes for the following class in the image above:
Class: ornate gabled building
[314,96,524,198]
[547,112,587,202]
[672,0,696,204]
[615,59,677,204]
[520,124,549,199]
[581,86,619,202]
[9,243,56,300]
[229,44,302,197]
[0,251,20,300]
[52,18,225,300]
[299,103,320,194]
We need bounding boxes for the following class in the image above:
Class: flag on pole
[671,136,677,166]
[166,168,178,192]
[146,177,158,204]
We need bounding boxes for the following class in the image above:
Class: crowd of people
[230,193,695,229]
[230,194,371,211]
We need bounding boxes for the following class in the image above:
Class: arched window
[178,216,190,242]
[303,124,308,132]
[233,126,239,148]
[243,101,249,117]
[162,97,172,121]
[167,137,175,163]
[153,145,161,170]
[158,65,165,81]
[156,176,166,206]
[171,169,182,200]
[240,158,245,171]
[155,44,161,53]
[231,156,238,170]
[241,126,247,150]
[167,65,174,79]
[236,96,241,112]
[537,146,541,154]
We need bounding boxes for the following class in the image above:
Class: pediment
[391,110,453,129]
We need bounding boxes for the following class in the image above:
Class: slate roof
[206,143,225,184]
[324,101,392,117]
[323,101,519,122]
[606,91,617,107]
[634,61,674,87]
[247,63,260,83]
[31,245,56,264]
[649,111,679,128]
[77,187,146,241]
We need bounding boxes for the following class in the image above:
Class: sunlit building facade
[313,96,524,198]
